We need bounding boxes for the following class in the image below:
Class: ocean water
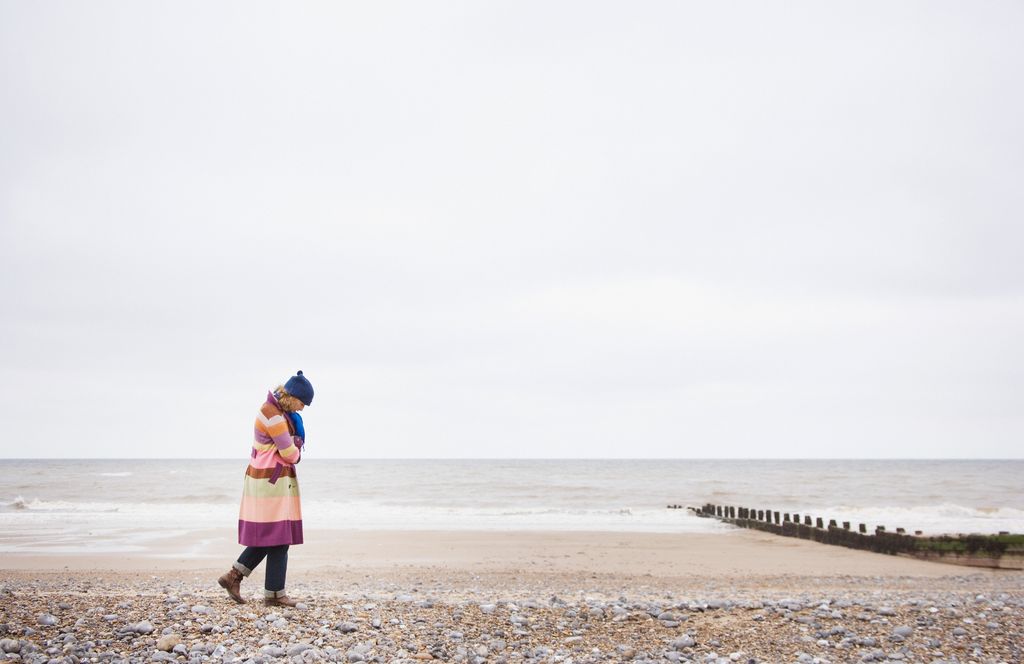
[1,459,1021,554]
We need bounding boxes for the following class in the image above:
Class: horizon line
[1,457,1021,461]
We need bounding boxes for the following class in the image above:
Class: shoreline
[2,528,1013,577]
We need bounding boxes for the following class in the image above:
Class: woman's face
[294,402,305,412]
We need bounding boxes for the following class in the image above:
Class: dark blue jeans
[236,545,289,592]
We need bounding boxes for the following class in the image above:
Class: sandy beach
[3,529,1022,663]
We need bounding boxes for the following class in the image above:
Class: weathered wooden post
[843,521,850,530]
[816,517,824,529]
[896,528,906,535]
[774,511,781,524]
[716,506,722,517]
[804,515,812,526]
[828,519,837,528]
[783,513,791,522]
[859,523,867,534]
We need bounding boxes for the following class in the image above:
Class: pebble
[133,621,155,634]
[0,576,1020,664]
[36,615,56,627]
[671,636,696,649]
[155,634,180,651]
[286,643,313,656]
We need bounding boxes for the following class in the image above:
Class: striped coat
[238,392,304,547]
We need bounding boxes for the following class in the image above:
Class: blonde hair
[272,385,305,412]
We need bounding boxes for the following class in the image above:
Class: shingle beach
[2,530,1022,664]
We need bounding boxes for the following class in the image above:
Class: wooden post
[783,513,790,522]
[774,511,781,524]
[828,519,837,529]
[804,515,812,526]
[842,521,850,530]
[859,523,867,533]
[896,528,905,534]
[816,517,824,529]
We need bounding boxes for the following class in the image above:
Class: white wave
[97,472,133,477]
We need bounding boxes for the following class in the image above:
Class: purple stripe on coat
[238,519,304,547]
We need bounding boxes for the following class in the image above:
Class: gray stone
[334,622,358,633]
[893,626,914,638]
[670,637,696,649]
[286,644,312,656]
[0,639,21,654]
[951,627,967,636]
[134,622,155,635]
[36,615,56,627]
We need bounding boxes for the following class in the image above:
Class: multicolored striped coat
[238,392,304,547]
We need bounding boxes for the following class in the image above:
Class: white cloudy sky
[1,1,1022,459]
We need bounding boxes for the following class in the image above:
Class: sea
[1,459,1021,555]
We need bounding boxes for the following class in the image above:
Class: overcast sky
[1,1,1022,459]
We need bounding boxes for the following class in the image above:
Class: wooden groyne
[679,503,1024,570]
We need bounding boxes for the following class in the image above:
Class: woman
[218,370,313,606]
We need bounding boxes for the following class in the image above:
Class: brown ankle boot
[218,568,246,604]
[264,590,298,607]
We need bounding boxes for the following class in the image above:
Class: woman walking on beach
[218,371,314,607]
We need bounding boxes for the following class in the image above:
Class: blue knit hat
[284,370,314,406]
